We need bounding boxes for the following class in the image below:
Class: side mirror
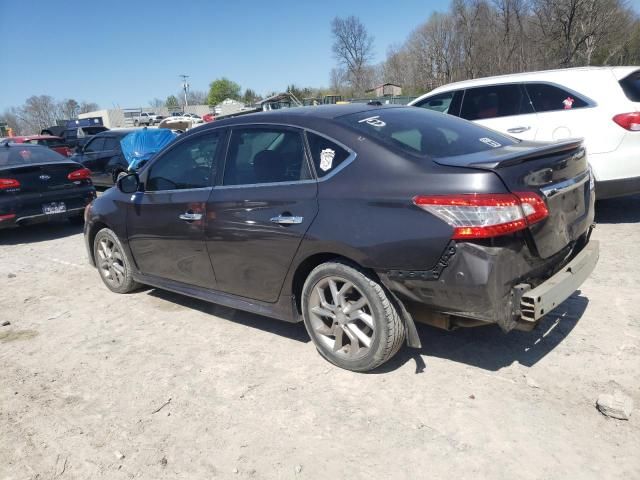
[117,172,141,194]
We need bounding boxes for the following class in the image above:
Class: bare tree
[78,102,99,114]
[59,99,80,119]
[331,16,375,93]
[149,98,164,108]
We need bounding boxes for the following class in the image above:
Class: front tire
[301,261,405,372]
[93,228,140,294]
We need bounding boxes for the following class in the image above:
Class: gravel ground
[1,195,639,480]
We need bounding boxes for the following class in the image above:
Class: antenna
[179,74,190,109]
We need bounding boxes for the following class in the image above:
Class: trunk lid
[1,161,85,194]
[434,139,594,258]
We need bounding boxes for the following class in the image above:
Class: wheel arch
[290,252,380,315]
[86,220,110,265]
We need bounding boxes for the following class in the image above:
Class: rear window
[0,146,65,166]
[526,83,589,112]
[338,108,517,158]
[619,71,640,102]
[460,84,533,120]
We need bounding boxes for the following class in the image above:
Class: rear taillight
[0,213,16,222]
[413,192,549,239]
[0,178,20,190]
[68,168,92,181]
[613,112,640,131]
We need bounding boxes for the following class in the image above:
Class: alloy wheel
[307,276,375,359]
[97,237,126,288]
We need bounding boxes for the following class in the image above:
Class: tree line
[331,0,640,96]
[1,97,99,136]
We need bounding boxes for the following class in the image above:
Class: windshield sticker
[563,97,575,109]
[358,115,386,127]
[319,148,335,171]
[479,137,502,148]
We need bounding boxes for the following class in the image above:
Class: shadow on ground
[595,194,640,224]
[0,221,83,246]
[146,288,310,344]
[377,292,589,374]
[146,286,588,374]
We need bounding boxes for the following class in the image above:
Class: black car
[73,129,136,186]
[84,105,599,372]
[0,143,96,228]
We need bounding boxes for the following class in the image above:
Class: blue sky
[1,0,639,112]
[0,0,445,111]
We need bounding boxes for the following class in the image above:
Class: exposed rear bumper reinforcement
[520,240,599,322]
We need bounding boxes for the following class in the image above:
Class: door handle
[179,212,203,221]
[270,214,304,225]
[507,126,531,133]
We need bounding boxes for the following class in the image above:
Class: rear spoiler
[434,139,584,170]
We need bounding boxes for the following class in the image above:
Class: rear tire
[301,261,405,372]
[93,228,140,294]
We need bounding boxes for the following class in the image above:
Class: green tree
[242,88,260,105]
[165,95,179,109]
[207,78,241,106]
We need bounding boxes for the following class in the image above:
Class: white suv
[410,67,640,199]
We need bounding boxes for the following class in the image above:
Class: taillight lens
[613,112,640,131]
[0,178,20,190]
[413,192,549,239]
[68,168,92,181]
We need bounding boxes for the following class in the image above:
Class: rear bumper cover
[379,234,598,332]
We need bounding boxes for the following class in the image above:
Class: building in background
[367,83,403,97]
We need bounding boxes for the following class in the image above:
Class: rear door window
[306,132,351,177]
[102,137,120,151]
[460,84,533,120]
[338,108,517,159]
[223,128,310,186]
[83,137,105,153]
[526,83,589,111]
[414,91,462,116]
[619,70,640,102]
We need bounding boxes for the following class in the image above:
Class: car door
[205,125,318,302]
[459,83,539,141]
[126,130,223,288]
[524,82,599,144]
[77,136,106,180]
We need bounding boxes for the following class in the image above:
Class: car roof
[200,104,403,129]
[94,128,137,138]
[410,66,640,105]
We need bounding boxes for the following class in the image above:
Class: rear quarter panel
[298,135,508,271]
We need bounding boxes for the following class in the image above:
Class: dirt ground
[1,195,639,480]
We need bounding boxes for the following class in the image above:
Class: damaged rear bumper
[379,234,598,332]
[519,240,599,323]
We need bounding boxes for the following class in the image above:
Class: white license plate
[42,202,66,215]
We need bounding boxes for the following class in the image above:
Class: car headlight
[588,164,595,191]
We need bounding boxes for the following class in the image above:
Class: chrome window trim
[303,127,357,182]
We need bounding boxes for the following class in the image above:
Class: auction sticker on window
[319,148,335,171]
[479,137,502,148]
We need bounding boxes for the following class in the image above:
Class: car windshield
[337,107,517,158]
[0,146,65,166]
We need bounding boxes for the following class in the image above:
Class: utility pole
[179,74,190,109]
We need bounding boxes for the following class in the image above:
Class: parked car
[9,135,73,157]
[134,112,164,126]
[0,143,96,228]
[410,66,640,199]
[73,129,136,186]
[182,113,203,124]
[84,105,598,372]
